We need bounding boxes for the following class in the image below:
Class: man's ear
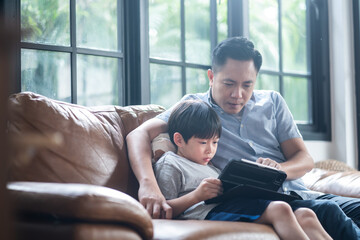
[207,69,214,87]
[173,132,184,147]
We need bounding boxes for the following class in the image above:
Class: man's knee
[316,200,344,217]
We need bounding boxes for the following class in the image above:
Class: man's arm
[279,138,314,180]
[257,138,314,179]
[126,118,172,219]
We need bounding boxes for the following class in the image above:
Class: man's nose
[231,87,243,98]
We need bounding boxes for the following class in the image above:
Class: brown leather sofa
[6,92,360,240]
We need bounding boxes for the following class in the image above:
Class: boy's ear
[173,132,184,147]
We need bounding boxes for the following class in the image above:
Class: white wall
[305,0,358,169]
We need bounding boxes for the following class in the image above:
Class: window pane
[283,76,310,123]
[186,68,209,94]
[77,55,119,106]
[217,0,228,43]
[21,0,70,46]
[282,0,308,73]
[185,0,211,65]
[255,74,279,92]
[150,64,182,109]
[249,0,279,71]
[21,49,71,102]
[149,0,181,61]
[76,0,118,51]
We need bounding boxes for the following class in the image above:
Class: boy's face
[176,136,219,165]
[208,59,257,115]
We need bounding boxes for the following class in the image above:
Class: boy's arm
[167,178,222,218]
[126,118,172,219]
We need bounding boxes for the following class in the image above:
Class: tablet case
[205,159,301,204]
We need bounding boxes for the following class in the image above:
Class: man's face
[208,59,257,114]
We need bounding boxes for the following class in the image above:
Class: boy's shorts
[205,197,271,222]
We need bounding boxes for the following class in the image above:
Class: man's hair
[212,36,262,73]
[168,100,222,145]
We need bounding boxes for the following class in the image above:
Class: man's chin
[223,104,242,114]
[224,108,242,115]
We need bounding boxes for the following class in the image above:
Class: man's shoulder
[253,89,281,99]
[252,90,283,105]
[181,91,209,102]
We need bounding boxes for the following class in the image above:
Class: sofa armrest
[7,182,153,240]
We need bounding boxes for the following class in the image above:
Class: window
[249,0,309,122]
[147,0,228,109]
[20,0,124,106]
[247,0,331,140]
[147,0,331,140]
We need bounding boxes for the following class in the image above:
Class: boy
[154,100,332,240]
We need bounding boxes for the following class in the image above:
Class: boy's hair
[168,100,222,145]
[212,36,262,74]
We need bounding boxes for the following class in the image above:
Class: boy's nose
[205,144,212,153]
[206,144,215,154]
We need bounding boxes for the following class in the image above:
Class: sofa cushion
[152,219,279,240]
[303,168,360,198]
[151,133,176,163]
[7,92,164,198]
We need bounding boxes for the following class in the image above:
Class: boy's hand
[256,157,282,170]
[193,178,223,202]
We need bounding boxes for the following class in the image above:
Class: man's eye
[224,82,233,86]
[213,141,218,144]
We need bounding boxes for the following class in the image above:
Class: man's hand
[138,182,172,219]
[193,178,223,202]
[256,157,282,170]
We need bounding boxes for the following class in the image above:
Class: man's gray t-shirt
[154,151,221,220]
[156,89,322,199]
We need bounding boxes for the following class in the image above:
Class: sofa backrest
[7,92,165,199]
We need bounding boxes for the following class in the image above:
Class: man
[126,37,360,232]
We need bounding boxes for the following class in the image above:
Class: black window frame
[302,0,331,141]
[5,0,142,107]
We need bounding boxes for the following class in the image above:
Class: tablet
[204,159,301,204]
[219,158,287,192]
